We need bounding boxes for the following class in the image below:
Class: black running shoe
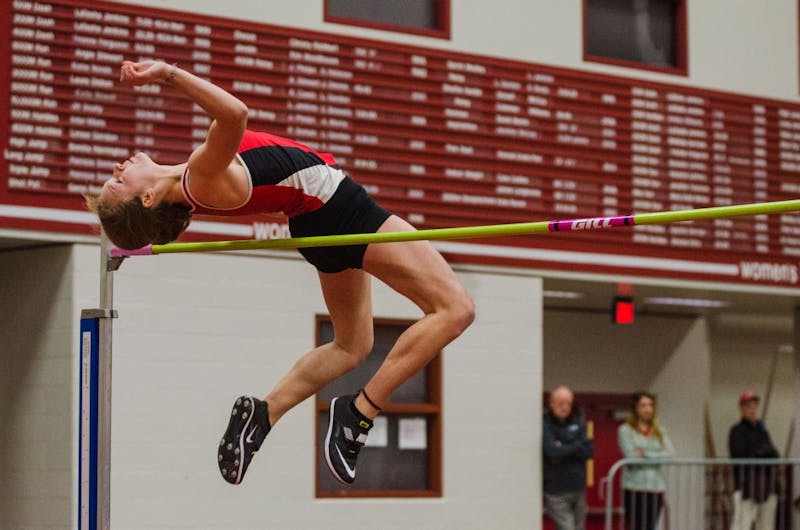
[217,396,270,485]
[324,394,372,484]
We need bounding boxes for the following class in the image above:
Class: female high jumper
[86,60,474,485]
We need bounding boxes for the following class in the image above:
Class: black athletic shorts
[288,176,392,273]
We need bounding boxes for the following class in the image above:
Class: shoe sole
[323,397,350,485]
[218,396,254,485]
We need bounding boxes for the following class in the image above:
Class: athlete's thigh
[362,215,466,313]
[317,267,373,348]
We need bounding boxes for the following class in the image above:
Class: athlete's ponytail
[86,194,192,250]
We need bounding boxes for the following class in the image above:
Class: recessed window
[315,316,442,497]
[324,0,450,39]
[584,0,687,74]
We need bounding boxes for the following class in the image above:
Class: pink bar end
[110,244,153,257]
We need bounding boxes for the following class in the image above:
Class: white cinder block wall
[1,243,541,530]
[95,245,541,529]
[1,246,78,529]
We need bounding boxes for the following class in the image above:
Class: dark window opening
[585,0,687,74]
[325,0,450,39]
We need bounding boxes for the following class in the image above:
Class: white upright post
[97,233,114,530]
[79,234,117,530]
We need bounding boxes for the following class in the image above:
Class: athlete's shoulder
[239,129,291,150]
[240,129,309,150]
[240,129,337,165]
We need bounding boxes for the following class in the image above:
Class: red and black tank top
[181,130,345,218]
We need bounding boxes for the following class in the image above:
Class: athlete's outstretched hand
[119,60,171,86]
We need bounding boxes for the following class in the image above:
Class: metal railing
[602,457,800,530]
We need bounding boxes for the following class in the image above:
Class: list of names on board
[5,0,800,265]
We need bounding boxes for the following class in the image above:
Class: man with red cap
[728,390,779,530]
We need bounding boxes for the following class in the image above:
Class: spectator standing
[618,391,674,530]
[729,390,779,530]
[542,386,595,530]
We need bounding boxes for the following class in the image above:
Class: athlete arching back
[89,60,475,486]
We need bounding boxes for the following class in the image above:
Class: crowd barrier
[601,457,800,530]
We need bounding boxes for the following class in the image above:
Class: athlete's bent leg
[264,267,374,426]
[324,215,473,483]
[219,268,376,484]
[356,215,475,416]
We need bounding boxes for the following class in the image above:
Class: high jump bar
[110,198,800,257]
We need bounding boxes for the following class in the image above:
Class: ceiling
[542,275,800,319]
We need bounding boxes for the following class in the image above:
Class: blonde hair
[626,391,664,445]
[85,194,191,250]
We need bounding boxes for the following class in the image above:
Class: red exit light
[612,297,635,325]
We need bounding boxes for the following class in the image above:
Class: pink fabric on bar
[110,244,153,257]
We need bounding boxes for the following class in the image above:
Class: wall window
[324,0,450,39]
[584,0,687,74]
[315,316,442,497]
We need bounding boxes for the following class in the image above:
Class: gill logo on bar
[570,217,613,230]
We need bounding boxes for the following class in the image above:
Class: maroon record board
[3,0,800,285]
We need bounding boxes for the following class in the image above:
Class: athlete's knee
[443,290,475,338]
[455,293,476,332]
[335,333,374,369]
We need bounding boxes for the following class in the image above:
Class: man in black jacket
[542,386,595,530]
[728,390,779,530]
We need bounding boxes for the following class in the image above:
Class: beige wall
[651,318,710,530]
[0,246,78,529]
[543,309,699,393]
[708,312,795,457]
[651,317,710,458]
[543,309,709,455]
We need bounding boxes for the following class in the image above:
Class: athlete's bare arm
[119,60,249,203]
